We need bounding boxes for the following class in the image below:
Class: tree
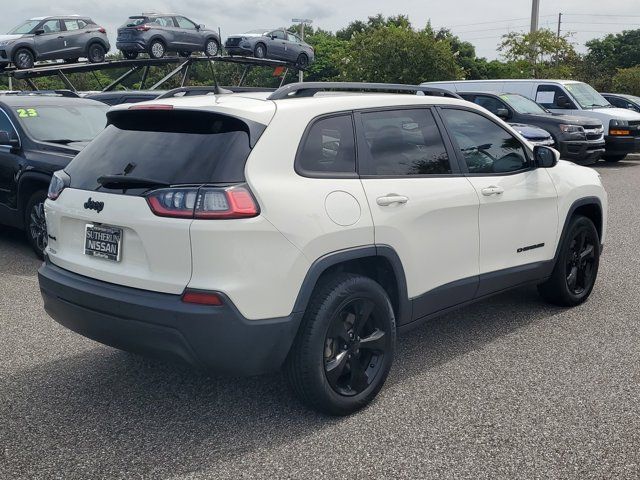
[581,29,640,91]
[498,29,579,78]
[612,67,640,96]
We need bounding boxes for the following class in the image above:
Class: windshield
[8,20,40,35]
[500,94,547,114]
[15,104,108,143]
[565,83,611,109]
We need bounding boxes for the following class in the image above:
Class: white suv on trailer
[38,82,607,415]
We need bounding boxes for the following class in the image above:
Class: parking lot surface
[1,158,639,479]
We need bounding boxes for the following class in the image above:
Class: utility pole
[530,0,540,33]
[292,18,312,82]
[557,12,562,38]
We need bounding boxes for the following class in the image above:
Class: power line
[444,15,555,29]
[454,24,530,34]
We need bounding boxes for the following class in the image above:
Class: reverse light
[146,185,259,219]
[48,170,70,200]
[182,289,223,306]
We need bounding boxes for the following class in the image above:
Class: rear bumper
[557,140,605,163]
[604,134,640,156]
[38,260,302,375]
[116,41,147,52]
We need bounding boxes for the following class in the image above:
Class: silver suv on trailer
[0,16,110,69]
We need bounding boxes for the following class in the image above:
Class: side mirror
[534,145,559,168]
[34,29,45,35]
[0,131,20,150]
[556,95,572,109]
[270,34,277,40]
[197,24,203,30]
[496,107,510,119]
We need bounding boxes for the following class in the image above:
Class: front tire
[538,215,600,306]
[13,48,35,69]
[296,53,309,69]
[205,39,220,57]
[25,190,48,259]
[286,273,396,415]
[87,43,106,63]
[148,40,166,59]
[254,43,266,59]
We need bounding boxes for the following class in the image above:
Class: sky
[2,0,640,59]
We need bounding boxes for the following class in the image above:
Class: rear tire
[148,39,166,59]
[87,43,106,63]
[538,215,600,307]
[13,48,35,69]
[603,154,626,162]
[286,273,396,415]
[121,50,139,60]
[254,43,266,59]
[296,53,309,69]
[24,190,48,259]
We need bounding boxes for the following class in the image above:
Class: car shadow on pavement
[0,286,560,478]
[0,226,41,276]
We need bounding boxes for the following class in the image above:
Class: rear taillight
[135,24,152,31]
[98,27,106,33]
[146,185,259,219]
[48,170,70,200]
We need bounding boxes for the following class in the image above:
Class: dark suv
[459,92,606,164]
[0,16,110,70]
[0,93,108,257]
[116,14,220,59]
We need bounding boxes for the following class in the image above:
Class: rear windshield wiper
[97,175,170,190]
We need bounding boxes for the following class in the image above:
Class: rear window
[122,17,148,27]
[65,110,260,193]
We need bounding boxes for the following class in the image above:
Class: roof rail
[157,85,278,99]
[2,89,80,98]
[266,82,462,100]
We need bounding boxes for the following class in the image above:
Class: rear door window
[65,110,262,194]
[359,108,452,176]
[472,96,506,116]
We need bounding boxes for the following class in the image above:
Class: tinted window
[123,17,147,27]
[441,108,528,174]
[66,111,257,193]
[270,30,286,40]
[535,85,574,109]
[297,115,356,175]
[473,96,506,116]
[0,109,16,137]
[175,17,196,29]
[361,109,451,175]
[41,20,62,33]
[15,104,107,143]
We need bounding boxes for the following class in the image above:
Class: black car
[459,92,606,163]
[0,93,108,256]
[116,14,220,59]
[601,93,640,113]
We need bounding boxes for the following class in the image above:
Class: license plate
[84,224,122,262]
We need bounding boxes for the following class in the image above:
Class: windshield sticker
[16,108,38,118]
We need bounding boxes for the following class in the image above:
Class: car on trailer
[225,28,314,69]
[0,16,110,70]
[116,14,221,60]
[0,92,108,257]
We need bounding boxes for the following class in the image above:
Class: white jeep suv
[38,82,607,415]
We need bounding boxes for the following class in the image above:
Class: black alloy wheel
[296,53,309,70]
[88,43,106,63]
[538,215,600,306]
[286,273,396,415]
[25,190,48,259]
[13,48,35,69]
[324,297,388,396]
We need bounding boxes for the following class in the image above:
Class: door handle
[481,186,504,196]
[376,194,409,206]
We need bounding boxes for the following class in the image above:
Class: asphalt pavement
[1,157,639,479]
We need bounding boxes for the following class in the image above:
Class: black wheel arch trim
[17,172,52,210]
[553,196,604,261]
[292,245,411,325]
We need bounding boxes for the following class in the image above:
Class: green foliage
[581,30,640,91]
[612,67,640,96]
[498,29,579,78]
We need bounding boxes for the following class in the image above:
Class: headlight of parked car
[559,124,585,134]
[610,119,629,127]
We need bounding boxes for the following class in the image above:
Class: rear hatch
[117,16,149,41]
[45,106,266,294]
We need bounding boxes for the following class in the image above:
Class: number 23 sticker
[16,108,38,118]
